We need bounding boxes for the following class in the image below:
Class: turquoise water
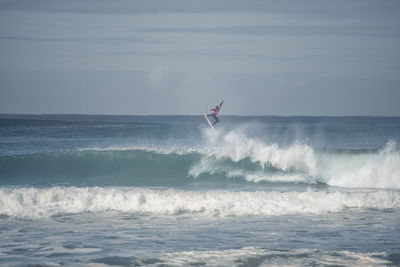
[0,115,399,266]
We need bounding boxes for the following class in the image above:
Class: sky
[0,0,399,116]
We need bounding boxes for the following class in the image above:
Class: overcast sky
[0,0,399,115]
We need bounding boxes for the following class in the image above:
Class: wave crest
[204,129,318,174]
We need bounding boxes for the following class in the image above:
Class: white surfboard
[203,113,215,129]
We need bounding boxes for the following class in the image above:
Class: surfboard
[203,113,215,129]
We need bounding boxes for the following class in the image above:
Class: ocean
[0,114,399,266]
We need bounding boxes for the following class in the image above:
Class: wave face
[0,149,200,187]
[1,187,399,219]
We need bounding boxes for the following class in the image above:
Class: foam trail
[1,187,399,219]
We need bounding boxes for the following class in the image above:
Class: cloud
[148,66,169,89]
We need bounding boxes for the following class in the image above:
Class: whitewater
[0,114,399,266]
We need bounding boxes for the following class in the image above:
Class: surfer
[207,100,224,126]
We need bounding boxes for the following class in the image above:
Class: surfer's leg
[212,114,219,125]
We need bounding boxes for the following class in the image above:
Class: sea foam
[202,128,318,175]
[0,187,399,219]
[323,141,400,189]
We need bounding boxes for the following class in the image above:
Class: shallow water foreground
[1,203,399,266]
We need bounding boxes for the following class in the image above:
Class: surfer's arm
[219,100,224,108]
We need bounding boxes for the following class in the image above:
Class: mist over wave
[1,186,399,219]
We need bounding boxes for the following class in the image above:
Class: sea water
[0,115,399,266]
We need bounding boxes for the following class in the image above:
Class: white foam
[1,187,399,219]
[210,129,318,174]
[190,128,319,180]
[322,141,400,189]
[121,247,391,266]
[188,158,314,184]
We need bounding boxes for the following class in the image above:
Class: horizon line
[1,113,399,118]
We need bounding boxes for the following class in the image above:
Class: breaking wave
[1,186,399,219]
[0,128,399,189]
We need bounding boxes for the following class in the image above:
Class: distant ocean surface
[0,114,399,266]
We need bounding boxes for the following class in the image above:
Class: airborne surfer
[206,100,224,126]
